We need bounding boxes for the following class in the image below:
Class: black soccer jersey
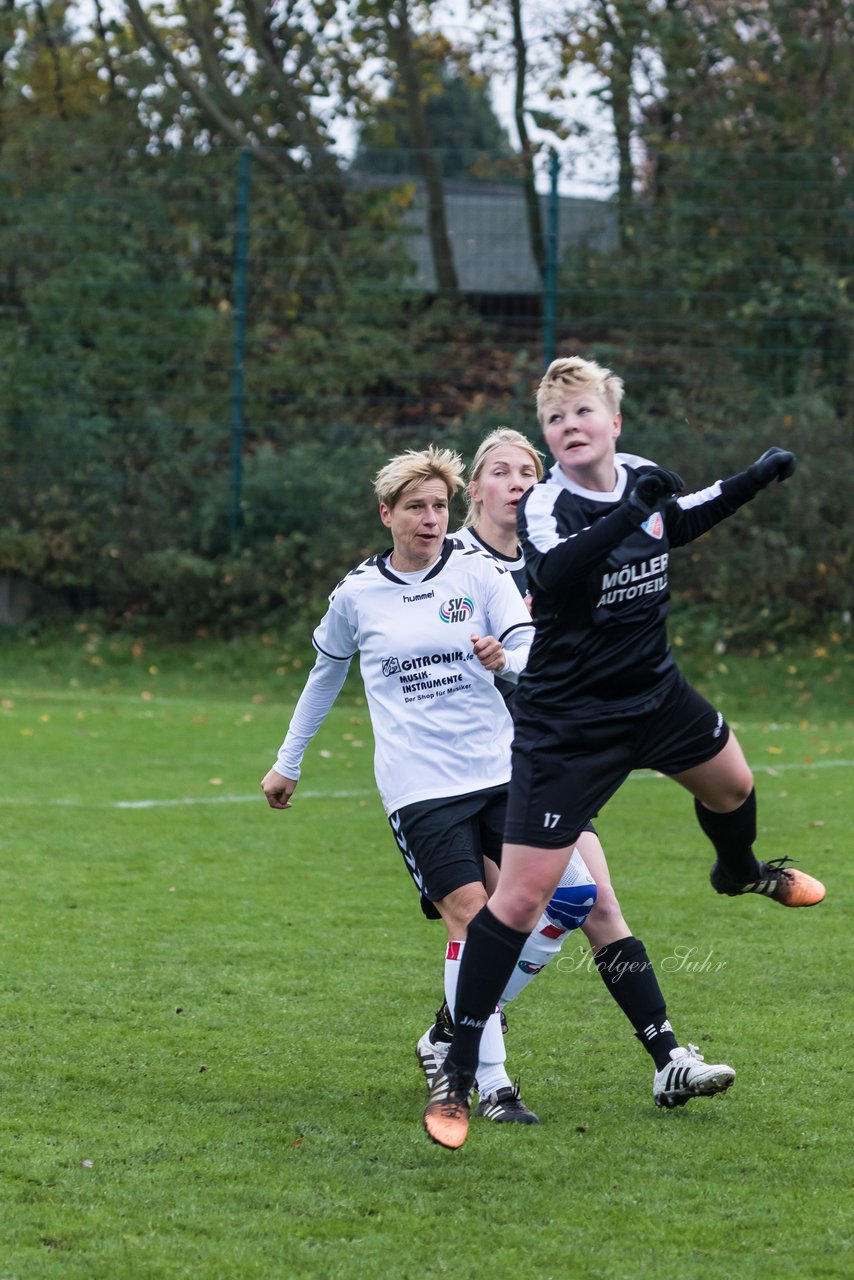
[516,453,760,717]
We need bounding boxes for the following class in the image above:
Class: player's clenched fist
[748,447,797,489]
[627,467,684,523]
[261,768,297,809]
[471,633,506,672]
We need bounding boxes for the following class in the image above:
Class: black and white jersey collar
[455,526,523,569]
[373,537,455,585]
[548,459,629,503]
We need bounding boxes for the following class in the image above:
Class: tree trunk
[385,0,458,293]
[611,70,634,251]
[510,0,545,283]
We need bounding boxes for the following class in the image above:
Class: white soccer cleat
[653,1044,736,1109]
[415,1026,451,1091]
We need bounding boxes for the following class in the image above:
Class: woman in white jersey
[262,445,597,1125]
[416,429,735,1112]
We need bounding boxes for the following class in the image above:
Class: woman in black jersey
[425,358,826,1149]
[415,428,736,1113]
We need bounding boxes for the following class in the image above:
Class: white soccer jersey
[276,539,534,814]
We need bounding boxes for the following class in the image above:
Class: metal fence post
[230,148,251,551]
[543,149,559,367]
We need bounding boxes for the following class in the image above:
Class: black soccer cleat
[434,999,454,1039]
[474,1081,540,1125]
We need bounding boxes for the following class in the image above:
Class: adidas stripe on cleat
[415,1026,451,1091]
[423,1068,474,1149]
[474,1082,539,1125]
[415,1000,456,1090]
[653,1045,736,1109]
[710,858,825,907]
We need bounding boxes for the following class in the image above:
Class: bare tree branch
[35,0,68,120]
[123,0,300,179]
[93,0,119,96]
[380,0,458,292]
[237,0,339,167]
[0,0,19,155]
[179,1,269,142]
[509,0,545,282]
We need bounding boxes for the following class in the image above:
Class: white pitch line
[0,789,373,809]
[113,789,370,809]
[0,759,852,809]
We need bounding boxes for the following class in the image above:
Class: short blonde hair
[464,428,544,527]
[373,444,465,509]
[536,356,625,424]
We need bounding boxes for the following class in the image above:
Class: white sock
[500,915,569,1004]
[444,939,510,1096]
[500,846,596,1006]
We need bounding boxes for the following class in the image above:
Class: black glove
[748,447,797,489]
[626,467,684,523]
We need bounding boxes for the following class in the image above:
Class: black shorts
[504,670,730,850]
[389,785,508,920]
[389,788,598,920]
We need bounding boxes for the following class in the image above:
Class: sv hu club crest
[439,596,474,624]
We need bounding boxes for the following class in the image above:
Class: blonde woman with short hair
[417,424,738,1120]
[262,444,549,1123]
[425,355,823,1150]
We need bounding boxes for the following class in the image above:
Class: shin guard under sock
[444,940,509,1095]
[444,906,529,1082]
[499,917,568,1006]
[594,936,678,1070]
[695,789,762,883]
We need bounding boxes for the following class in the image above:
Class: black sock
[694,789,762,883]
[594,936,678,1071]
[444,906,529,1083]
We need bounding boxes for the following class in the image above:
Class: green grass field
[1,627,851,1279]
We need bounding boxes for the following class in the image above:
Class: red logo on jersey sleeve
[641,512,664,539]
